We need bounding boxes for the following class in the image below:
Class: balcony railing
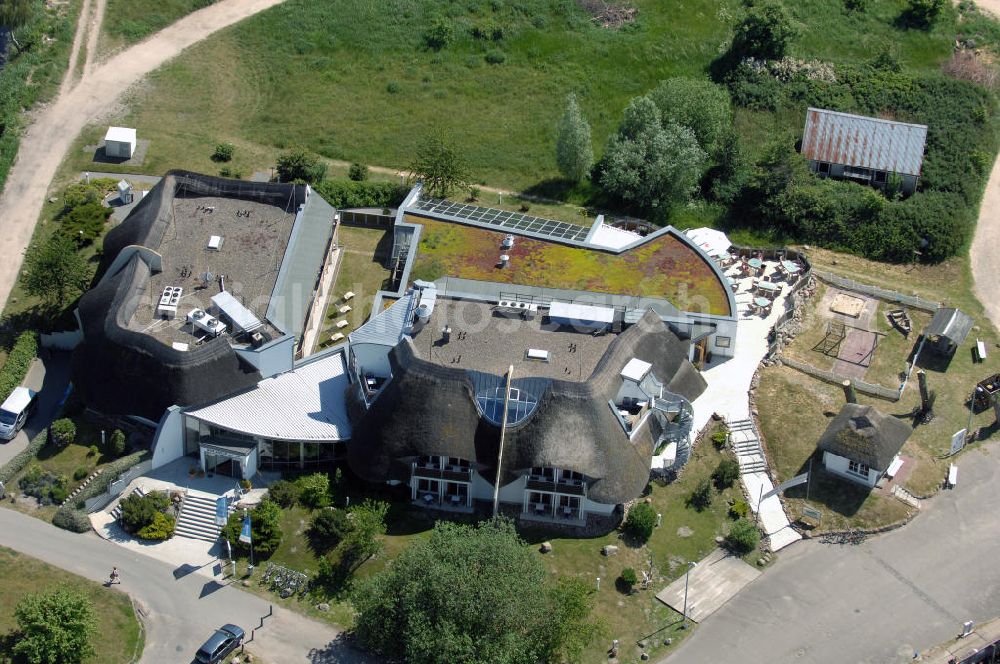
[412,463,472,481]
[525,477,586,496]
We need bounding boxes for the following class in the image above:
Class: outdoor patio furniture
[423,493,435,504]
[756,281,780,294]
[977,339,988,363]
[886,309,911,337]
[339,305,352,314]
[450,494,462,505]
[748,258,763,270]
[330,332,345,342]
[336,319,349,329]
[947,464,958,488]
[343,291,355,301]
[781,260,801,274]
[754,297,771,309]
[562,507,573,517]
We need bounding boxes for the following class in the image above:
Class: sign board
[239,514,252,544]
[215,496,229,527]
[949,429,967,456]
[802,506,822,521]
[761,472,809,502]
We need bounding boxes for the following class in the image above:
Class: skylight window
[476,386,537,426]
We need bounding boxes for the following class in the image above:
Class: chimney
[842,379,857,404]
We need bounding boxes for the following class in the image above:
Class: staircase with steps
[110,486,146,521]
[175,492,233,542]
[729,418,767,474]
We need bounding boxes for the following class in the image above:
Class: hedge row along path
[0,0,288,314]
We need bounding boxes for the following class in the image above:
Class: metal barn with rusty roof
[801,107,928,195]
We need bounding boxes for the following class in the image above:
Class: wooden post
[842,379,857,404]
[917,370,931,414]
[992,393,1000,426]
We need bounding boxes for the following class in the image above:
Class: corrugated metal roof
[349,292,416,347]
[266,187,335,339]
[801,108,928,176]
[925,307,974,344]
[186,349,351,441]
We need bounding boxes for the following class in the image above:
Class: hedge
[0,331,38,401]
[72,451,147,504]
[0,431,47,485]
[313,179,409,209]
[52,506,92,533]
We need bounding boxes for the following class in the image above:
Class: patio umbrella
[685,227,731,258]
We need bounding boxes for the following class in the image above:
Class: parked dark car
[195,624,245,663]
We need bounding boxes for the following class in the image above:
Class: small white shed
[117,179,133,204]
[104,127,137,159]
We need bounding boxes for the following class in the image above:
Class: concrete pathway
[0,509,371,663]
[0,351,71,468]
[660,259,801,551]
[663,439,1000,663]
[0,0,288,314]
[655,548,761,623]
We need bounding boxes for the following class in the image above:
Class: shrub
[423,19,453,50]
[137,512,175,541]
[468,186,480,201]
[87,445,98,457]
[307,508,351,554]
[14,587,96,664]
[18,466,67,505]
[620,567,638,588]
[296,472,331,509]
[312,179,408,209]
[729,499,751,520]
[60,202,111,246]
[688,479,713,511]
[712,456,740,490]
[485,49,506,65]
[348,162,368,181]
[119,491,171,534]
[52,506,92,533]
[109,429,126,458]
[212,142,234,162]
[624,502,657,541]
[903,0,946,28]
[49,485,68,504]
[71,452,145,504]
[710,430,728,449]
[266,479,300,508]
[844,0,868,11]
[72,467,88,481]
[276,149,326,184]
[0,431,46,484]
[239,478,252,491]
[0,332,38,404]
[50,419,76,446]
[222,498,283,556]
[386,81,401,94]
[730,1,797,61]
[726,518,761,554]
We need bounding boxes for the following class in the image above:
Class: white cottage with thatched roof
[817,404,912,488]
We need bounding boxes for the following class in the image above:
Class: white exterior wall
[581,495,616,516]
[105,139,133,159]
[709,318,738,360]
[150,406,185,469]
[234,334,295,378]
[822,451,879,488]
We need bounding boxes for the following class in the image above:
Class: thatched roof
[817,404,912,471]
[347,310,706,504]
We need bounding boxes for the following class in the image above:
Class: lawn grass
[318,227,391,346]
[0,546,143,664]
[100,0,215,54]
[60,0,957,194]
[406,214,732,315]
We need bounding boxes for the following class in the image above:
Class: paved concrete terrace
[410,298,618,381]
[655,257,802,551]
[655,548,762,623]
[91,459,278,575]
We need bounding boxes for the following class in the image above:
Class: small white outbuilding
[104,127,137,159]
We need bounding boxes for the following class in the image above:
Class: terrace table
[754,297,771,308]
[756,281,779,293]
[748,258,763,269]
[781,260,801,274]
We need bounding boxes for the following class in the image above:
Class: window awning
[201,439,256,460]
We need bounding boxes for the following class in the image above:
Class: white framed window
[715,336,731,348]
[847,460,870,477]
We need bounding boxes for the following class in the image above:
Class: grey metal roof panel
[187,349,351,441]
[801,108,928,176]
[266,187,335,338]
[348,292,416,347]
[925,307,974,344]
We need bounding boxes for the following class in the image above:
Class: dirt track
[0,0,285,313]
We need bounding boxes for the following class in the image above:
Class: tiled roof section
[801,108,928,176]
[186,349,351,441]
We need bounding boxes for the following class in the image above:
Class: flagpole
[806,458,812,502]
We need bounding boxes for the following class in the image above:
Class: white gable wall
[822,451,879,488]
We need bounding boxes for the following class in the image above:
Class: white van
[0,387,37,441]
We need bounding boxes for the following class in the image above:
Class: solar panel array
[412,198,590,242]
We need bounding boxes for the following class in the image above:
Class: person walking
[109,567,120,585]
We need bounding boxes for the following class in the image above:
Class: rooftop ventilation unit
[502,235,515,250]
[208,235,223,251]
[156,286,183,319]
[498,254,510,268]
[186,308,227,338]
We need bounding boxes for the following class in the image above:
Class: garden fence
[780,356,901,401]
[813,271,940,312]
[84,459,152,513]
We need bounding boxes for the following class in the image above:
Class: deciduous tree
[731,1,797,61]
[408,134,470,198]
[14,586,96,664]
[555,93,593,181]
[20,235,90,308]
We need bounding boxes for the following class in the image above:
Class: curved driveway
[665,439,1000,663]
[0,0,286,313]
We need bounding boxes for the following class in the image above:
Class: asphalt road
[0,351,71,467]
[665,440,1000,663]
[0,510,373,663]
